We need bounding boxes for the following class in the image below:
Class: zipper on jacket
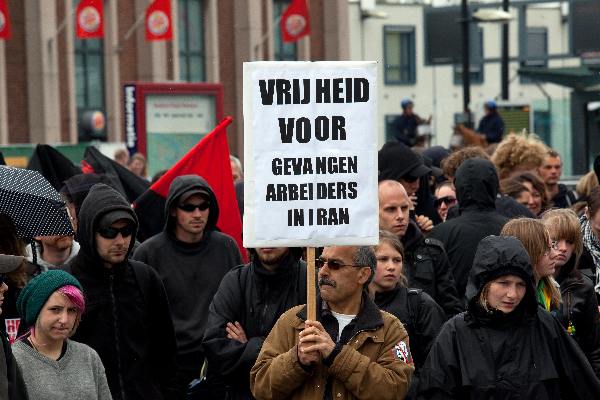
[110,274,127,400]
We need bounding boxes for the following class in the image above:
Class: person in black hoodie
[200,247,306,399]
[542,208,600,377]
[429,158,508,301]
[64,183,179,400]
[417,235,600,399]
[133,174,243,390]
[378,180,463,318]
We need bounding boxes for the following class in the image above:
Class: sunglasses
[177,202,210,212]
[434,196,457,208]
[315,257,362,270]
[97,225,135,239]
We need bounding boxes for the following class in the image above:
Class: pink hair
[57,285,86,314]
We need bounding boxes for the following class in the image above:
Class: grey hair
[230,155,243,172]
[352,246,377,285]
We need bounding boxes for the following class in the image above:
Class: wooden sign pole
[307,247,316,321]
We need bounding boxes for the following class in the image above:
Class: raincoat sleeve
[250,309,312,399]
[202,270,265,379]
[546,312,600,398]
[416,319,461,399]
[327,317,414,400]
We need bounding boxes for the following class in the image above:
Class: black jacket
[429,158,508,300]
[133,175,242,372]
[476,111,504,144]
[65,184,179,400]
[374,286,445,370]
[417,235,600,399]
[1,332,27,400]
[402,221,463,318]
[556,255,600,377]
[552,184,578,209]
[202,251,306,398]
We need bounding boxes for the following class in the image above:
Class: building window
[383,26,416,85]
[273,0,297,60]
[454,28,484,85]
[520,27,548,84]
[178,0,205,81]
[74,36,105,141]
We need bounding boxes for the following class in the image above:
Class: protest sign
[243,61,378,247]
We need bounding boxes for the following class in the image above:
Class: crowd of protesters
[0,122,600,400]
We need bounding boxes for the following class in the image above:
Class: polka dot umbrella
[0,165,74,239]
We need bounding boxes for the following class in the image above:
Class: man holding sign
[250,245,413,399]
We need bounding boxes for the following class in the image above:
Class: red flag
[0,0,11,40]
[76,0,103,39]
[134,117,246,260]
[145,0,173,41]
[280,0,310,43]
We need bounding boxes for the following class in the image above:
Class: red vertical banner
[280,0,310,43]
[145,0,173,41]
[0,0,11,40]
[76,0,104,39]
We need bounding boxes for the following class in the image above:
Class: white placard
[243,61,379,247]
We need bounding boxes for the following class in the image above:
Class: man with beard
[378,180,462,317]
[250,245,413,399]
[200,247,306,399]
[26,235,79,270]
[133,175,243,391]
[65,183,179,399]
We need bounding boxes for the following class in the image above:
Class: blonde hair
[491,134,548,180]
[501,218,561,308]
[541,208,583,266]
[576,171,599,198]
[374,230,408,287]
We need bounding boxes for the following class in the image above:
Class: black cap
[98,210,135,230]
[378,142,431,181]
[178,188,210,205]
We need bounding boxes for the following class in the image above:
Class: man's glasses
[97,225,135,239]
[177,202,210,212]
[315,257,362,270]
[434,196,457,208]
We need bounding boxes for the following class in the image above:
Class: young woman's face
[536,238,558,278]
[521,181,542,215]
[35,291,79,343]
[434,185,457,222]
[486,275,527,313]
[551,238,575,268]
[371,242,403,293]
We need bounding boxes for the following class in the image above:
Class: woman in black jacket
[370,230,445,370]
[417,235,600,399]
[542,208,600,378]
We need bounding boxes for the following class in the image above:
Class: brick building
[0,0,349,159]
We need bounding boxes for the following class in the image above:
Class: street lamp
[461,2,513,119]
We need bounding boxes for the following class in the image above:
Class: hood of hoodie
[164,175,219,233]
[455,158,499,212]
[76,183,138,262]
[465,235,537,317]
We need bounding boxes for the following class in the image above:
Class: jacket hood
[76,183,138,261]
[164,175,219,232]
[455,158,499,211]
[466,235,537,316]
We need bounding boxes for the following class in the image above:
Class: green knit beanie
[16,270,83,326]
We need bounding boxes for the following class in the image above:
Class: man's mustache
[318,278,336,288]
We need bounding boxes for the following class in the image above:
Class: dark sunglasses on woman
[434,196,457,208]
